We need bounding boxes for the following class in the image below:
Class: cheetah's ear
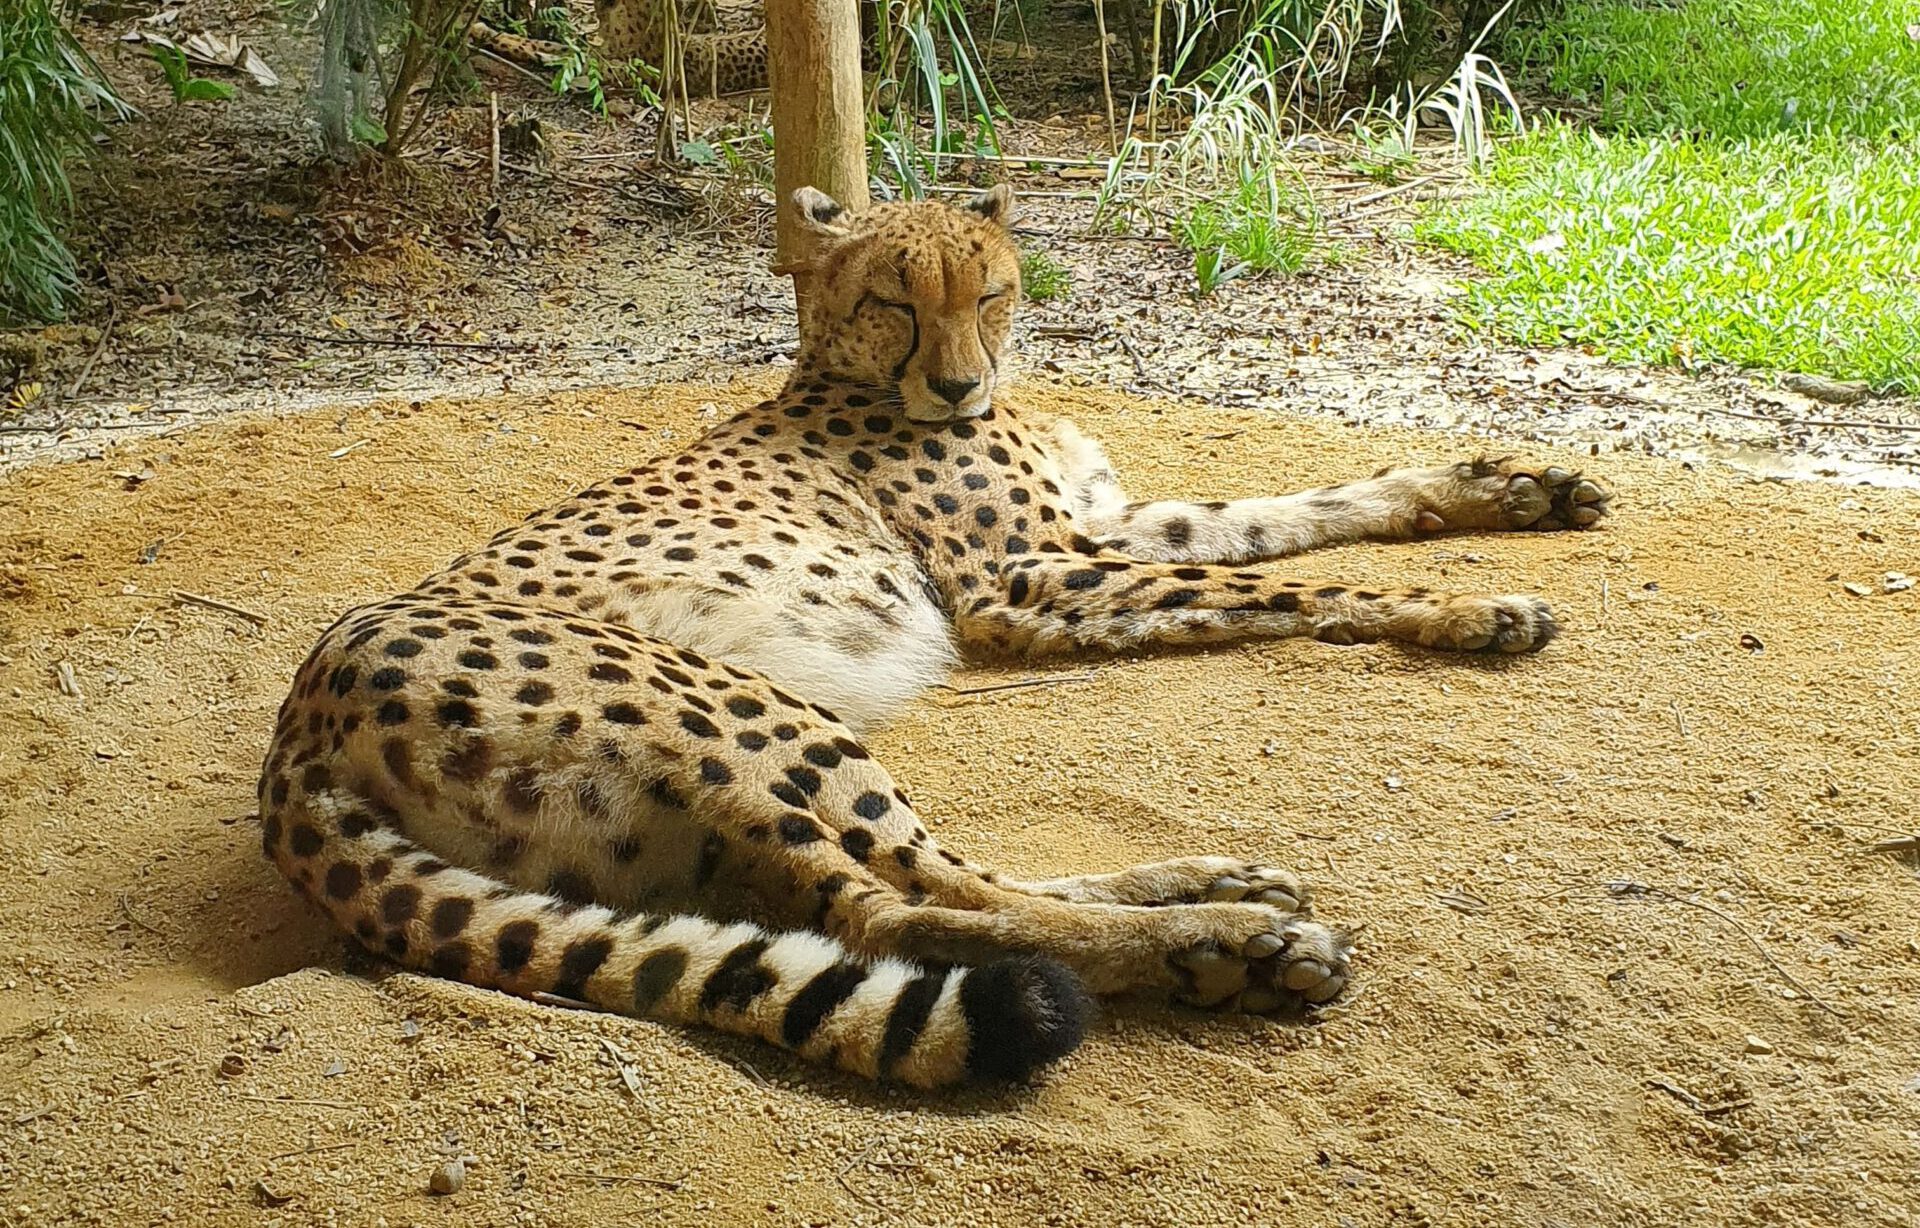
[791,187,855,239]
[961,184,1015,228]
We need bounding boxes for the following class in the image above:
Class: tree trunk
[765,0,868,338]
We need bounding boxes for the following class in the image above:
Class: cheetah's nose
[928,376,980,406]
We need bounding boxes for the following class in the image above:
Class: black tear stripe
[879,972,946,1074]
[552,935,614,1000]
[780,961,870,1048]
[699,938,777,1012]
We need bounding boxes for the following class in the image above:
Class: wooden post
[765,0,868,335]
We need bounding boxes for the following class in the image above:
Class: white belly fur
[599,572,956,735]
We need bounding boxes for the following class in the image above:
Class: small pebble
[1744,1035,1774,1056]
[429,1159,465,1196]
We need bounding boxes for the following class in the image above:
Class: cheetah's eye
[979,291,1006,307]
[861,293,915,317]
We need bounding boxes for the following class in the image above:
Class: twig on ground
[266,1141,359,1162]
[1343,174,1435,210]
[1646,1079,1751,1116]
[1869,835,1920,854]
[117,892,167,935]
[938,673,1095,696]
[835,1141,888,1210]
[574,1172,683,1188]
[490,91,501,200]
[1692,401,1920,434]
[172,589,268,625]
[261,331,541,353]
[67,301,118,402]
[529,990,599,1011]
[236,1094,356,1109]
[1547,880,1843,1017]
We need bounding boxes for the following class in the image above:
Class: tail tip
[959,956,1092,1082]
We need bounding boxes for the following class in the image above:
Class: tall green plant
[1,0,130,323]
[866,0,1003,196]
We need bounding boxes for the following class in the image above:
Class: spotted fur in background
[470,0,773,96]
[260,186,1611,1087]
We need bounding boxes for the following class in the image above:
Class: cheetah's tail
[261,788,1089,1087]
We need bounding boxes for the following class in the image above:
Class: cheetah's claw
[1203,866,1308,912]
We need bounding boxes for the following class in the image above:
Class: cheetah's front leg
[1058,425,1611,564]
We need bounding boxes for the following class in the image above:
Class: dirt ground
[2,378,1917,1227]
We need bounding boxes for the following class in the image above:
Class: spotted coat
[260,187,1611,1086]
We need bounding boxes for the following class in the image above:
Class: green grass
[1421,0,1920,389]
[1417,126,1920,390]
[1500,0,1920,139]
[1172,172,1317,294]
[1019,249,1072,302]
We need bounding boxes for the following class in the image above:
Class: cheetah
[260,186,1611,1088]
[470,0,772,96]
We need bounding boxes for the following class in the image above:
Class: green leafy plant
[1,0,131,322]
[866,0,1005,196]
[149,44,236,103]
[1018,250,1071,302]
[305,0,484,158]
[1172,168,1317,295]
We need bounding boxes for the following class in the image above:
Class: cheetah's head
[784,185,1020,424]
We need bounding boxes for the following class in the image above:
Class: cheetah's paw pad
[1172,916,1353,1013]
[1498,462,1611,531]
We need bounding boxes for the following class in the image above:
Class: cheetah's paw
[1131,856,1309,911]
[1419,593,1558,654]
[1501,463,1611,531]
[1170,910,1353,1013]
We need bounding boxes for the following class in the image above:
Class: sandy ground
[2,379,1918,1227]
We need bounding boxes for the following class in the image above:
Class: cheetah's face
[786,186,1021,424]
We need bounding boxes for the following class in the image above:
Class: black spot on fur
[496,920,538,974]
[429,943,471,979]
[324,862,362,900]
[699,939,777,1012]
[631,948,687,1014]
[778,815,821,844]
[380,884,421,925]
[879,973,946,1074]
[547,870,596,905]
[554,935,615,1000]
[781,962,868,1047]
[289,824,324,857]
[432,897,474,939]
[436,700,478,728]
